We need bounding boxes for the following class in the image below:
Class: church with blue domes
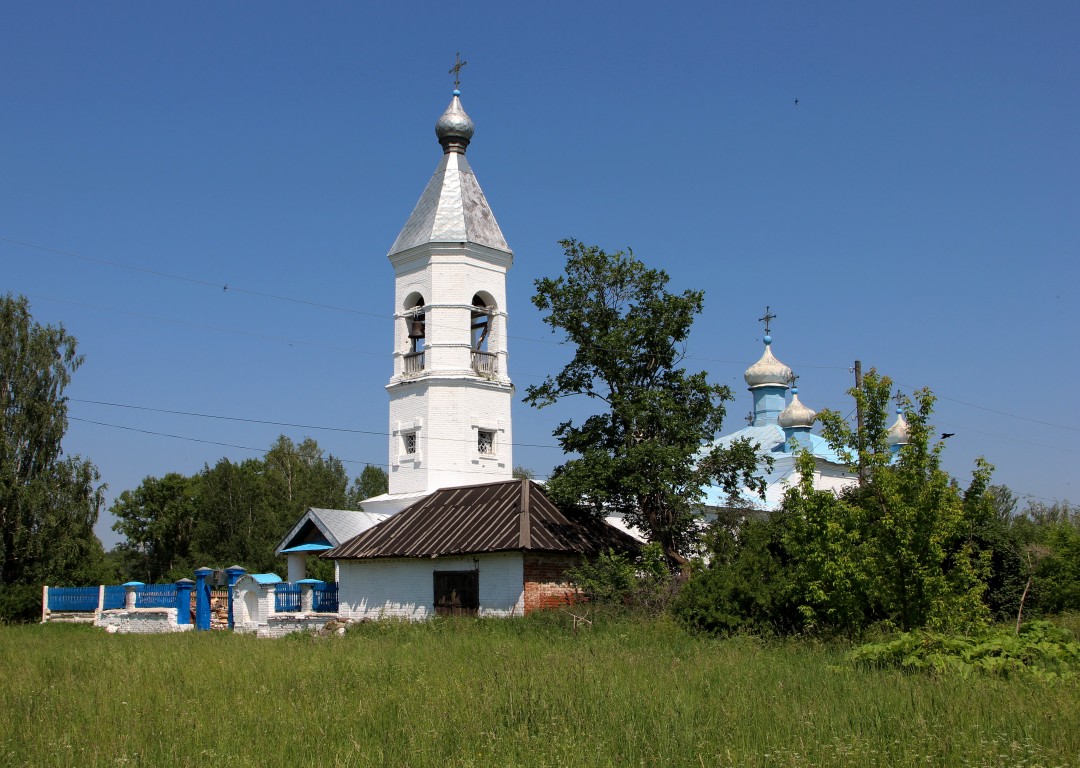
[703,319,860,513]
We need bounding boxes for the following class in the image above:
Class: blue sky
[3,2,1077,548]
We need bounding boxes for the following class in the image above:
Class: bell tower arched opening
[470,292,497,376]
[404,293,426,374]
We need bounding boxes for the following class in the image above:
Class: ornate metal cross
[449,52,467,88]
[758,306,777,335]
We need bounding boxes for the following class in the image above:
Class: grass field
[2,614,1078,767]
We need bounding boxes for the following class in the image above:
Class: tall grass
[2,614,1078,767]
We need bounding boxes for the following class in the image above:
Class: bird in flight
[941,432,955,439]
[794,98,799,106]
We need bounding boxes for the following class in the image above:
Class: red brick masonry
[522,553,582,614]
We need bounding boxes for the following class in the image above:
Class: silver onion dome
[436,90,474,153]
[779,389,816,429]
[887,408,911,446]
[744,336,794,389]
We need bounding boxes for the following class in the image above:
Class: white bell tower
[382,87,514,500]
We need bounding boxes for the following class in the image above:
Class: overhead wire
[69,397,564,449]
[9,234,1079,438]
[69,417,553,481]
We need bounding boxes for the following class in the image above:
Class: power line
[69,398,564,449]
[2,236,386,319]
[11,235,1076,434]
[69,416,553,480]
[5,236,847,369]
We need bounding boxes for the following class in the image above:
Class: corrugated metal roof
[275,507,390,555]
[324,479,639,560]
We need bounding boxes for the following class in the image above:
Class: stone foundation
[235,613,347,638]
[95,608,193,634]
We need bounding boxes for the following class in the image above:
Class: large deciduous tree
[0,294,105,590]
[352,464,389,504]
[111,472,198,583]
[525,240,761,560]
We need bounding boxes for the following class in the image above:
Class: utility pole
[854,360,866,486]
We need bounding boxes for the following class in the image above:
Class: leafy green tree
[671,512,799,635]
[0,294,106,596]
[677,370,1002,636]
[110,473,198,583]
[192,457,270,570]
[809,371,992,631]
[525,240,761,560]
[352,463,389,504]
[1011,500,1080,617]
[189,436,355,574]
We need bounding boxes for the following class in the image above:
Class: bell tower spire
[383,79,514,498]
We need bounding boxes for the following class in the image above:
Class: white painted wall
[337,552,525,621]
[387,241,514,497]
[232,576,276,631]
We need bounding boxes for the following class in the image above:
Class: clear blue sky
[3,2,1077,548]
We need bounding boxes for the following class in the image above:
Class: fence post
[122,582,144,610]
[41,585,48,623]
[297,579,322,614]
[175,579,194,626]
[266,582,278,618]
[225,565,246,629]
[96,584,105,620]
[194,567,213,630]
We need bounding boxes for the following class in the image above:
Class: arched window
[404,295,425,373]
[470,295,490,352]
[470,294,497,376]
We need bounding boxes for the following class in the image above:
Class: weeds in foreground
[850,619,1080,680]
[2,616,1079,767]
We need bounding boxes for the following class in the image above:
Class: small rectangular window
[403,432,417,455]
[477,430,494,455]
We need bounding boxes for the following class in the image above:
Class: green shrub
[849,620,1080,679]
[0,584,42,623]
[567,543,675,614]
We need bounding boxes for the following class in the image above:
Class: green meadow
[2,616,1078,768]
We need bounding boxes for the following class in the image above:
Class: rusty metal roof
[323,479,640,560]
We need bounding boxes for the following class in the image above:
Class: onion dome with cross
[779,386,816,430]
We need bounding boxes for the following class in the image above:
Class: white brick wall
[255,615,342,639]
[338,552,525,621]
[95,608,192,634]
[232,576,277,631]
[387,241,514,497]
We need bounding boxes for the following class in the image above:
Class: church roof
[324,479,640,560]
[388,94,511,256]
[712,423,846,466]
[274,507,390,555]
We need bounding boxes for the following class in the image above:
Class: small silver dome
[436,92,474,153]
[779,390,816,429]
[887,409,910,446]
[744,337,794,389]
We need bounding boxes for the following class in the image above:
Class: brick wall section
[95,608,193,634]
[523,553,582,614]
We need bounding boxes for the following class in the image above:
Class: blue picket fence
[103,585,126,610]
[48,584,181,612]
[313,582,339,613]
[137,584,178,608]
[47,586,100,612]
[275,583,301,613]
